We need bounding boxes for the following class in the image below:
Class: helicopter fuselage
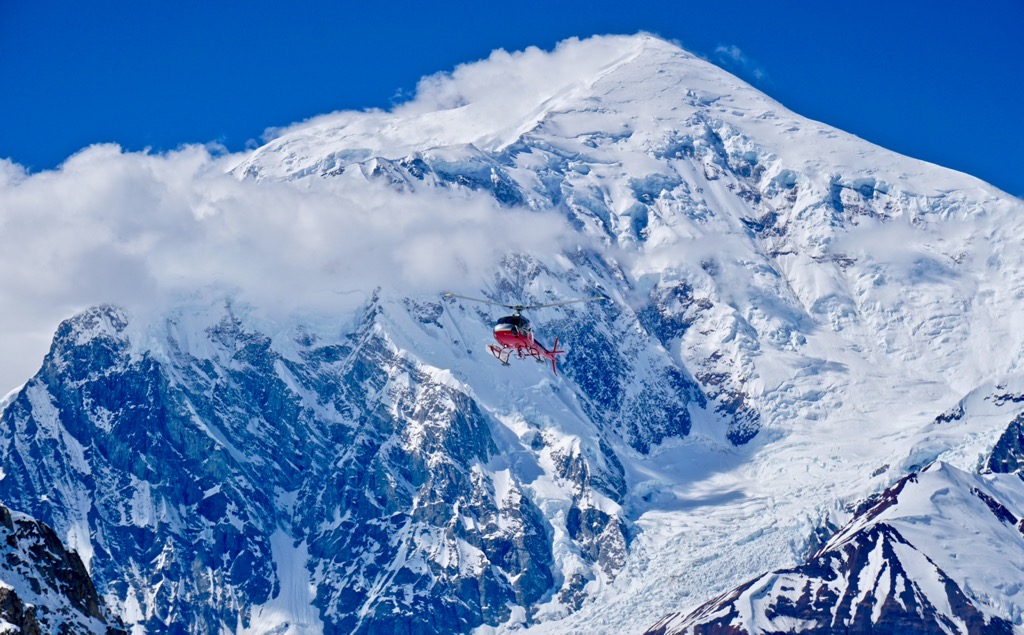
[489,314,563,374]
[493,315,534,348]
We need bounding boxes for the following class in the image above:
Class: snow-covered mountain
[2,32,1024,634]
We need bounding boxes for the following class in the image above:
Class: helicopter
[441,292,607,375]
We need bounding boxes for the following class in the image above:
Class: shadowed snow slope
[2,33,1024,634]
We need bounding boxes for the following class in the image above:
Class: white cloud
[399,35,630,114]
[0,143,572,392]
[261,34,650,154]
[714,44,768,83]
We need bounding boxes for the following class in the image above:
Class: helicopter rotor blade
[513,296,609,310]
[440,292,517,310]
[442,292,609,312]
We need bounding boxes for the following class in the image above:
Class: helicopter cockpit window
[496,315,532,333]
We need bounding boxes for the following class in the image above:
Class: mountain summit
[3,33,1024,634]
[234,33,992,197]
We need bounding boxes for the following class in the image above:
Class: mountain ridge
[0,500,125,634]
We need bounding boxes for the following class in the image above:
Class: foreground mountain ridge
[648,378,1024,634]
[2,33,1024,634]
[0,500,124,634]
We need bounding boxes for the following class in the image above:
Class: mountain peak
[232,33,993,201]
[231,34,724,180]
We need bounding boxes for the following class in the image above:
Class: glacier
[2,32,1024,634]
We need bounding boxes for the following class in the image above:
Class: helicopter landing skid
[488,344,512,366]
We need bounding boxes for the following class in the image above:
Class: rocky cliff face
[0,294,661,633]
[0,501,123,634]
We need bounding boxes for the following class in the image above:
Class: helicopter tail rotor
[550,337,566,375]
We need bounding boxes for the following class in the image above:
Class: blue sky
[2,0,1023,196]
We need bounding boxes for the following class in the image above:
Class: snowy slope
[2,33,1024,634]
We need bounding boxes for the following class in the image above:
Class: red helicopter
[442,292,607,375]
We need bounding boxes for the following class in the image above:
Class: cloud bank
[398,35,634,114]
[0,143,571,392]
[261,34,653,156]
